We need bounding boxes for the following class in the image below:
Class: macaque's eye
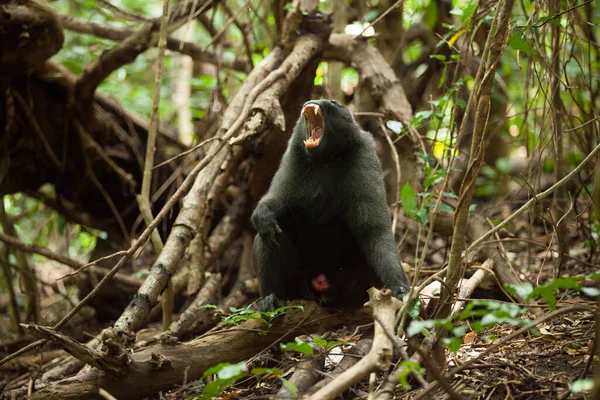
[330,100,340,106]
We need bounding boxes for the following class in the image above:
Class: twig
[222,2,255,68]
[75,120,136,188]
[373,314,429,389]
[354,0,405,38]
[0,232,136,286]
[59,251,129,279]
[380,120,402,234]
[86,164,130,240]
[163,273,221,338]
[0,202,23,335]
[12,91,61,170]
[94,0,150,22]
[201,1,250,51]
[311,289,399,400]
[412,344,463,400]
[466,140,600,253]
[138,0,171,329]
[451,259,493,315]
[152,137,221,170]
[531,0,593,28]
[98,388,118,400]
[140,0,170,204]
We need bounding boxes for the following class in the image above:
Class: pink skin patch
[312,274,329,292]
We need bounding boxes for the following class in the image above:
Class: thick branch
[58,15,249,72]
[111,25,326,335]
[21,324,126,374]
[436,0,515,318]
[310,288,399,400]
[0,0,64,76]
[73,0,217,105]
[29,303,372,400]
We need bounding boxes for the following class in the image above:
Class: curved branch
[58,15,249,72]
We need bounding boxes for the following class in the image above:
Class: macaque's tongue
[313,128,322,140]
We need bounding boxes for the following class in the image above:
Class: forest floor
[145,297,595,400]
[0,297,594,399]
[1,211,597,400]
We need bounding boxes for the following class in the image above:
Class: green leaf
[505,282,534,301]
[414,110,433,120]
[534,15,561,27]
[437,65,447,88]
[202,361,246,379]
[251,367,282,376]
[417,208,430,225]
[569,379,594,393]
[279,377,299,397]
[396,362,412,389]
[408,299,421,319]
[414,152,436,167]
[401,183,418,217]
[437,203,454,213]
[422,0,438,30]
[509,31,533,56]
[430,54,447,62]
[455,97,467,110]
[364,9,380,22]
[581,287,600,297]
[281,338,314,355]
[218,362,247,379]
[312,337,346,350]
[442,336,462,353]
[540,290,557,309]
[130,269,151,279]
[406,319,437,337]
[452,324,468,337]
[442,192,459,199]
[386,120,403,134]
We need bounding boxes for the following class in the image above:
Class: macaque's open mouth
[303,104,324,148]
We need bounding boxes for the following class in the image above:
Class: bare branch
[58,15,249,71]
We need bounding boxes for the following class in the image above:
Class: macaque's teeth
[303,104,320,116]
[304,137,320,148]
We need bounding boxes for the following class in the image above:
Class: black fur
[251,99,409,310]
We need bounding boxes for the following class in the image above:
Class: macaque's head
[295,99,357,156]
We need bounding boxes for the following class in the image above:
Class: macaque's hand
[251,204,282,248]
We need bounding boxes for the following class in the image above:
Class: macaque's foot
[255,293,288,312]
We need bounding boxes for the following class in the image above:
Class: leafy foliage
[221,302,304,329]
[506,274,600,310]
[192,363,296,400]
[407,299,527,353]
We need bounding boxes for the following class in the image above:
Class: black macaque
[251,99,410,311]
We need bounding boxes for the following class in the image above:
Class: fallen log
[28,302,372,400]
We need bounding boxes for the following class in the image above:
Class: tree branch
[58,14,249,72]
